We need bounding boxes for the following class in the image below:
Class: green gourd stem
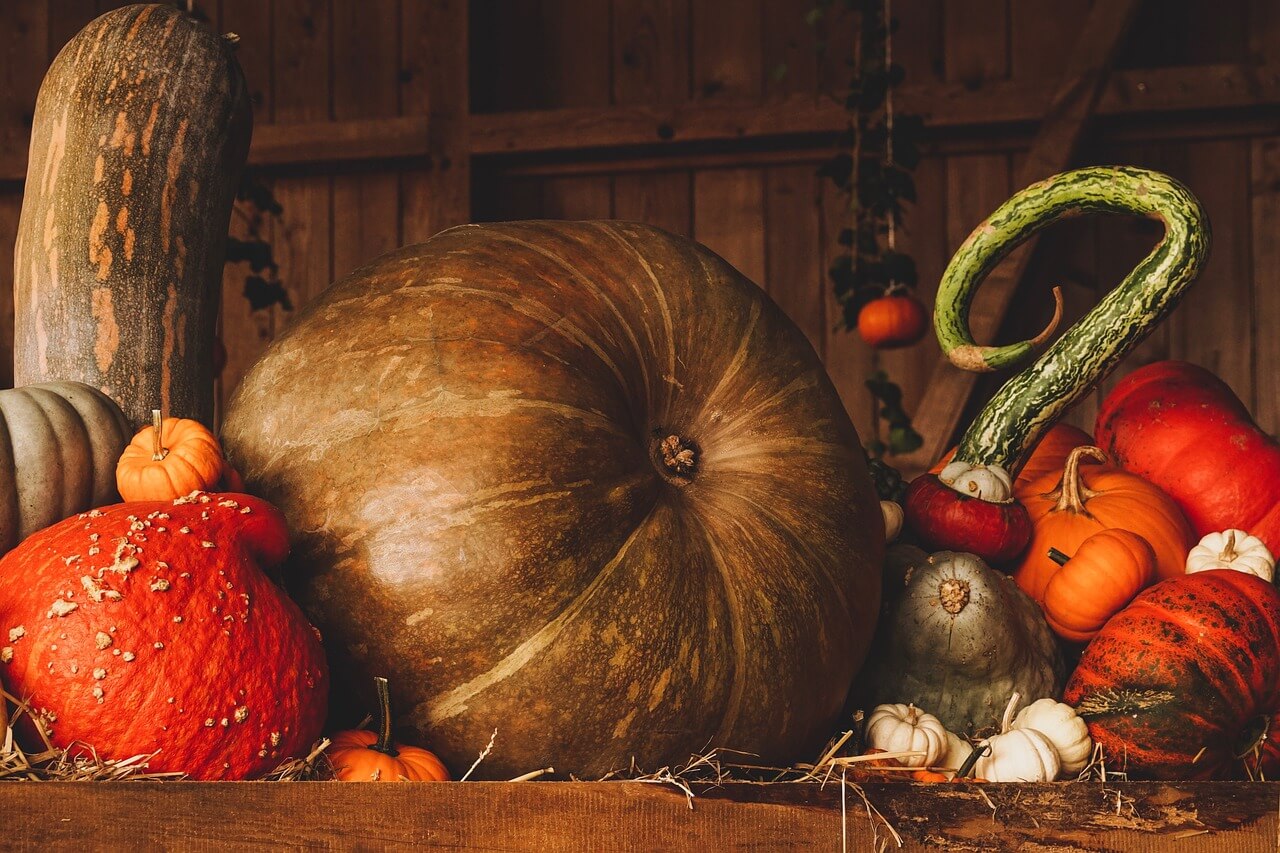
[372,676,399,756]
[937,166,1209,473]
[1047,548,1071,567]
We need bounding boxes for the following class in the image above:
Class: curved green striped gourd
[938,166,1209,474]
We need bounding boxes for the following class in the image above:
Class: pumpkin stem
[999,691,1021,735]
[150,409,168,462]
[1221,530,1239,562]
[1047,547,1072,566]
[1052,446,1109,513]
[938,578,970,615]
[371,676,400,757]
[657,434,697,478]
[955,742,990,779]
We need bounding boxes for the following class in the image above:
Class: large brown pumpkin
[222,221,884,779]
[14,4,252,427]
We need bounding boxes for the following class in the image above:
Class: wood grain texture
[694,169,766,286]
[13,5,251,427]
[764,164,824,355]
[613,0,690,104]
[1252,138,1280,431]
[0,781,1274,851]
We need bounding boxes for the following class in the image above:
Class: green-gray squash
[857,550,1064,735]
[13,4,252,428]
[0,382,132,551]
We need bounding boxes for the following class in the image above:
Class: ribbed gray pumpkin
[858,550,1064,735]
[0,382,131,550]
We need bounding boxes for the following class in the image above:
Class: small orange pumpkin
[1014,446,1195,603]
[857,291,929,349]
[1042,529,1156,643]
[116,410,225,501]
[330,677,450,782]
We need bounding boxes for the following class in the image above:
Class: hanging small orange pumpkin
[330,677,451,782]
[857,290,929,349]
[1014,446,1195,603]
[116,410,225,501]
[1042,529,1156,643]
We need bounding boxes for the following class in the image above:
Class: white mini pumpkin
[938,461,1014,503]
[865,703,949,768]
[940,730,973,771]
[973,692,1061,782]
[1185,529,1275,582]
[881,501,904,543]
[1012,698,1092,775]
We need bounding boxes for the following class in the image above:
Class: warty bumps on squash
[0,492,328,780]
[14,5,251,428]
[222,221,885,780]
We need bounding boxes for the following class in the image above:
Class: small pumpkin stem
[938,578,971,615]
[1221,531,1239,562]
[1047,548,1072,566]
[372,676,399,757]
[150,409,168,462]
[1052,446,1109,513]
[1000,691,1022,735]
[956,742,990,779]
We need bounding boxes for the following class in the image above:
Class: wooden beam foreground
[0,780,1273,850]
[895,0,1143,474]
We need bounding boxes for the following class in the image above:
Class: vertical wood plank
[1253,137,1280,432]
[0,0,49,389]
[272,0,333,321]
[1251,0,1280,68]
[400,0,471,243]
[893,0,943,86]
[48,1,99,60]
[943,0,1010,85]
[1010,0,1091,79]
[612,172,693,237]
[764,165,824,355]
[543,0,613,107]
[540,178,615,220]
[822,179,874,439]
[880,155,947,419]
[612,0,690,104]
[331,0,399,278]
[762,0,818,97]
[693,169,766,286]
[691,0,763,99]
[1169,140,1253,405]
[221,0,274,121]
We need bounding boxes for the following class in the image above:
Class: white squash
[881,501,904,543]
[938,460,1014,503]
[1012,698,1092,775]
[865,703,949,768]
[1185,529,1275,582]
[973,692,1061,782]
[940,730,973,771]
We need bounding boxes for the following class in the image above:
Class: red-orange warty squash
[1013,446,1194,603]
[222,221,884,780]
[0,492,328,779]
[1096,360,1280,554]
[1065,570,1280,779]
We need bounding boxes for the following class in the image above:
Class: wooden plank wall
[0,0,1275,454]
[473,0,1276,453]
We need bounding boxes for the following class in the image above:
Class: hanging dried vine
[810,0,926,457]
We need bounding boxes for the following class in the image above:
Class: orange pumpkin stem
[372,676,399,757]
[1052,446,1109,514]
[150,409,168,462]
